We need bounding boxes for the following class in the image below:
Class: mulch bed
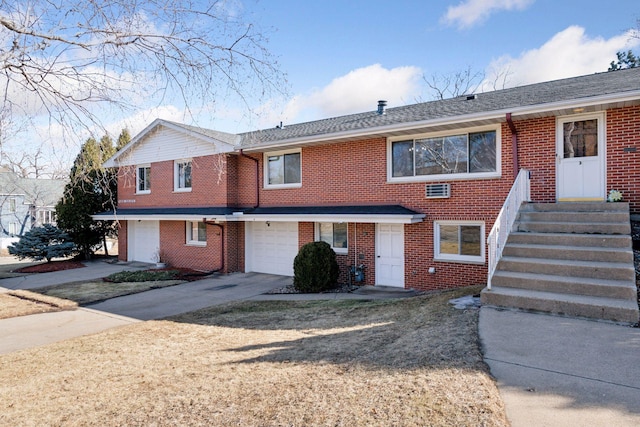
[14,260,86,274]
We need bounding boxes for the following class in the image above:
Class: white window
[389,127,500,182]
[9,198,16,213]
[316,222,348,254]
[37,209,56,225]
[8,222,18,235]
[186,221,206,245]
[174,160,192,192]
[137,165,151,193]
[434,221,485,263]
[265,149,301,188]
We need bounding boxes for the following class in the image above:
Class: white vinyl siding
[116,127,234,166]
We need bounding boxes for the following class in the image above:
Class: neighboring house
[0,167,66,250]
[95,67,640,291]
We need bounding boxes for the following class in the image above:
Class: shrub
[105,270,180,283]
[293,241,340,293]
[8,224,75,262]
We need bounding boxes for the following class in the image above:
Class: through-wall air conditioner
[425,183,451,199]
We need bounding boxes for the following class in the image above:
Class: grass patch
[0,286,508,426]
[32,279,185,305]
[105,269,181,283]
[0,290,77,319]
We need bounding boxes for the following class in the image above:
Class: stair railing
[487,169,531,289]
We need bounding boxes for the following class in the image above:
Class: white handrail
[487,169,531,289]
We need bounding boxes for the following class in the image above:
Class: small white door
[375,223,404,287]
[556,114,605,201]
[128,220,160,263]
[246,221,298,276]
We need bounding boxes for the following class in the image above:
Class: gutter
[203,220,224,273]
[506,113,519,179]
[239,149,259,208]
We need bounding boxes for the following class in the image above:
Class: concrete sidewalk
[0,308,139,355]
[0,259,147,290]
[480,307,640,427]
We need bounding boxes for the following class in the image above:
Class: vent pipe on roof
[377,100,387,115]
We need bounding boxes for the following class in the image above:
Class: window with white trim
[174,160,192,191]
[8,222,18,235]
[8,197,16,213]
[316,222,348,254]
[265,150,301,188]
[186,221,206,245]
[137,165,151,193]
[390,128,499,181]
[434,221,484,263]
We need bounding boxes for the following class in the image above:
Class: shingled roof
[238,67,640,148]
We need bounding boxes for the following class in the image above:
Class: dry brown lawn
[0,286,508,426]
[0,290,77,319]
[33,279,186,305]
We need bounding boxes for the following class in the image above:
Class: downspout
[204,220,224,273]
[239,149,260,208]
[506,113,519,179]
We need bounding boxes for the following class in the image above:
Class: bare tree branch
[0,0,287,144]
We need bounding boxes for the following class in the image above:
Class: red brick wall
[118,221,128,262]
[117,154,231,208]
[246,127,515,291]
[113,106,640,290]
[515,116,557,202]
[159,221,223,272]
[607,106,640,213]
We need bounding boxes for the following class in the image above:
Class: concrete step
[516,221,630,235]
[480,286,639,324]
[496,256,635,281]
[506,232,632,249]
[502,243,633,263]
[521,202,629,212]
[490,270,637,299]
[518,211,629,224]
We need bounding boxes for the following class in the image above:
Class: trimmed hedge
[293,241,339,293]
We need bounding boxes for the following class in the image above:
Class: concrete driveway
[86,272,293,320]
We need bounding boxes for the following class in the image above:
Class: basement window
[434,221,484,263]
[186,221,207,246]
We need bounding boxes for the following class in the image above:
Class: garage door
[128,220,160,263]
[246,222,298,276]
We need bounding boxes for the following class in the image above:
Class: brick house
[96,68,640,294]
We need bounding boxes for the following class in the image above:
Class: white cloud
[480,26,640,91]
[443,0,534,29]
[256,64,422,128]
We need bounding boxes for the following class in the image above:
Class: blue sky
[195,0,636,132]
[5,0,640,174]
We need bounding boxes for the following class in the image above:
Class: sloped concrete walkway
[480,307,640,427]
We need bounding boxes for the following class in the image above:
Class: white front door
[246,221,298,276]
[128,220,160,263]
[556,114,605,201]
[375,223,404,287]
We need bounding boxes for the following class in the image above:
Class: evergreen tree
[608,50,640,71]
[8,224,75,262]
[55,129,130,258]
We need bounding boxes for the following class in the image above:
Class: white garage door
[128,220,160,263]
[246,221,298,276]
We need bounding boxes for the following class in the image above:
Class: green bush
[105,269,180,283]
[293,241,340,293]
